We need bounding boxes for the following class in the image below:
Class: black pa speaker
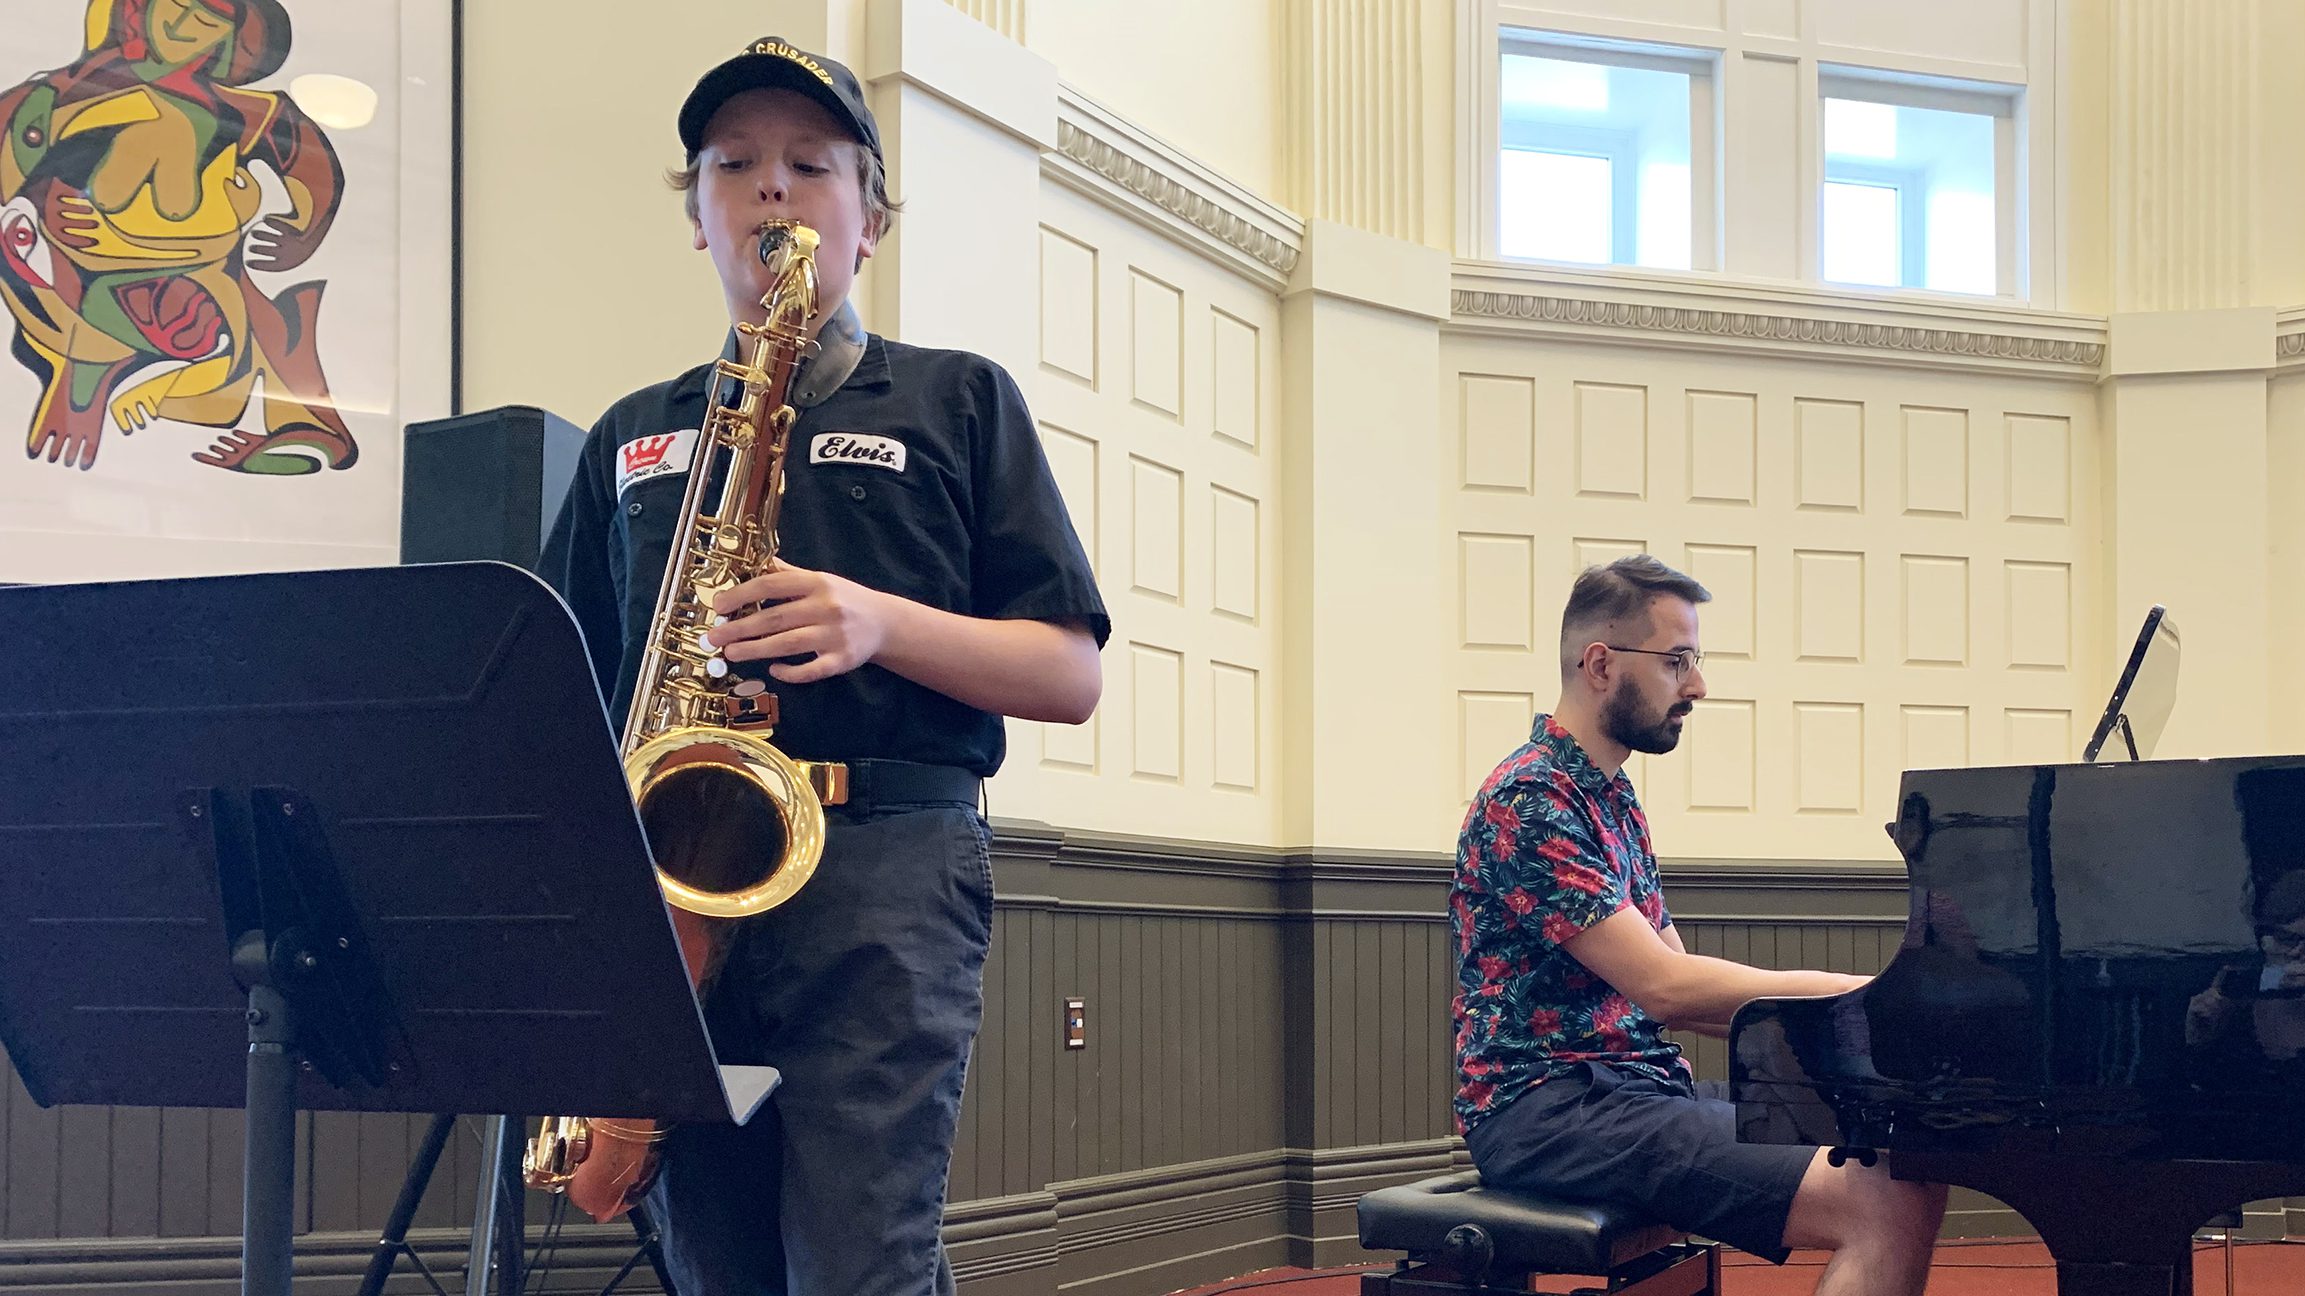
[399,405,586,571]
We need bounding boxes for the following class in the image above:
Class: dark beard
[1602,686,1688,755]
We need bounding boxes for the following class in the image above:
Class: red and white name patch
[616,429,699,495]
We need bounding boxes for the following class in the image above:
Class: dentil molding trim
[2274,309,2305,367]
[1451,263,2112,379]
[1044,85,1305,290]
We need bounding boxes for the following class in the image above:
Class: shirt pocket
[616,474,698,603]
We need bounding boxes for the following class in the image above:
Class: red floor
[1166,1238,2305,1294]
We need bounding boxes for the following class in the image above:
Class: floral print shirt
[1452,714,1689,1135]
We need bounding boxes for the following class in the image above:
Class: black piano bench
[1356,1172,1721,1296]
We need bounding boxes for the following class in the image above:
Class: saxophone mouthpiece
[756,222,790,266]
[754,219,819,269]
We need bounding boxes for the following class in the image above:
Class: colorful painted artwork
[1,1,361,475]
[0,2,453,582]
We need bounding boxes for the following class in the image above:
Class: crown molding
[1043,85,1304,291]
[1450,262,2112,380]
[2275,308,2305,368]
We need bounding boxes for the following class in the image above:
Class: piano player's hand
[2186,983,2234,1046]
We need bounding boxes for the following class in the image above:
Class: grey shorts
[1465,1062,1815,1264]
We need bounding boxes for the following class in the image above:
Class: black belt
[830,759,981,812]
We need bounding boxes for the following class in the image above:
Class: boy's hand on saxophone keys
[706,563,895,683]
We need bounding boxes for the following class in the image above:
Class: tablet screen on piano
[2083,605,2180,762]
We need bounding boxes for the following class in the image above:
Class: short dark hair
[1559,555,1711,674]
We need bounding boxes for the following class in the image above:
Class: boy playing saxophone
[539,36,1107,1296]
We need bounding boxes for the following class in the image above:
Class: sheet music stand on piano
[0,562,775,1296]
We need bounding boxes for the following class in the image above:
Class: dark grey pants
[646,802,994,1295]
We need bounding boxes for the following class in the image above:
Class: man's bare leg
[1780,1149,1947,1296]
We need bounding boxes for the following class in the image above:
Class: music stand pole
[464,1115,526,1296]
[237,931,299,1296]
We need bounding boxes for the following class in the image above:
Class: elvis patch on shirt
[809,432,906,473]
[616,428,699,495]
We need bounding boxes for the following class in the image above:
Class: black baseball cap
[678,37,882,162]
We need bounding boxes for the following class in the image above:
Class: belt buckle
[805,761,849,806]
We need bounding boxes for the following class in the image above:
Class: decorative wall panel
[1041,228,1100,387]
[1212,312,1263,451]
[1130,272,1185,418]
[1129,458,1185,603]
[1459,534,1536,651]
[1687,391,1759,506]
[1443,330,2099,858]
[1900,556,1970,667]
[1796,399,1865,512]
[1132,643,1186,781]
[1009,185,1283,844]
[1901,406,1970,519]
[1684,544,1757,659]
[1460,375,1536,494]
[1574,383,1649,501]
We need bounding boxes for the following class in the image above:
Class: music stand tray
[0,561,774,1296]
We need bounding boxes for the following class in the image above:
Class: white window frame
[1817,68,2022,298]
[1481,29,1720,272]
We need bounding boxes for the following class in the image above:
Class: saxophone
[524,219,846,1197]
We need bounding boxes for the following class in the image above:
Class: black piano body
[1730,756,2305,1296]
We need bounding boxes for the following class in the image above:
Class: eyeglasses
[1605,646,1705,680]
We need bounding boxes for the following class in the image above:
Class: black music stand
[0,562,775,1296]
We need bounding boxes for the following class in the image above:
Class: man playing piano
[1452,555,1946,1295]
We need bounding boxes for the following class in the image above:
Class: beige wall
[2059,0,2112,316]
[459,3,773,427]
[457,0,1288,430]
[1021,0,1280,200]
[2066,0,2305,314]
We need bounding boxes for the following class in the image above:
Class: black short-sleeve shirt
[538,334,1110,778]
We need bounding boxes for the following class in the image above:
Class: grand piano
[1731,614,2305,1296]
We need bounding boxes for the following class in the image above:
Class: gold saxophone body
[524,219,843,1196]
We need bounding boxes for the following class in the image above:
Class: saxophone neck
[754,220,822,334]
[726,221,822,384]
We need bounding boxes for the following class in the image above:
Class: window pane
[1499,45,1694,269]
[1825,99,1898,161]
[1500,150,1613,263]
[1504,55,1610,113]
[1636,161,1692,271]
[1925,188,1995,294]
[1822,180,1900,286]
[1822,94,2001,293]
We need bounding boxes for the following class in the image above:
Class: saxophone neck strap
[791,300,866,409]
